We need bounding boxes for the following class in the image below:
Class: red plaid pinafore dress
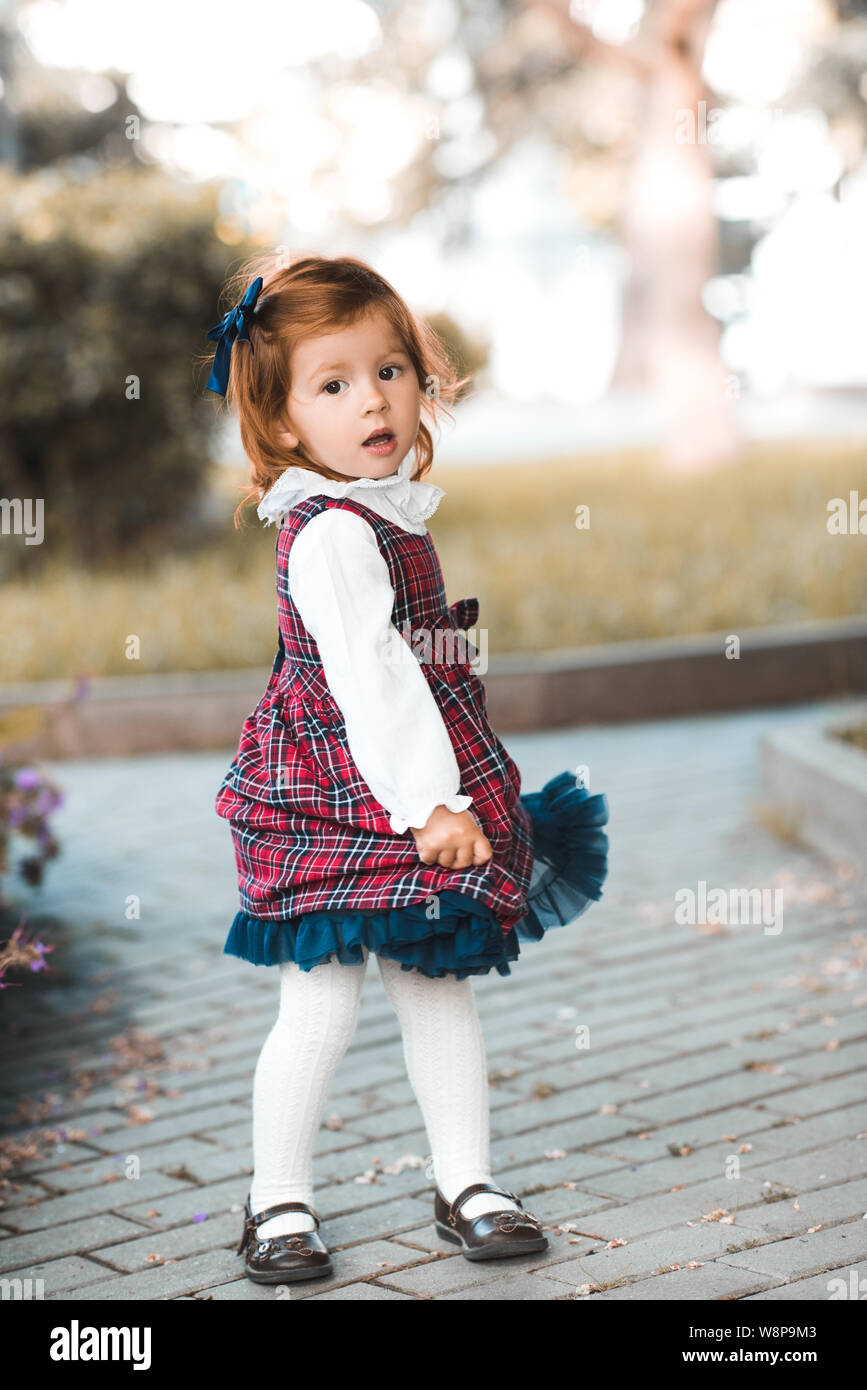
[215,494,537,941]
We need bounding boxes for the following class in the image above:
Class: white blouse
[257,453,475,835]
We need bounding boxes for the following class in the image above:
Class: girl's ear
[275,425,300,450]
[275,408,301,451]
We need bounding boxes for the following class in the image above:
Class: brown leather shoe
[236,1197,333,1283]
[434,1181,548,1261]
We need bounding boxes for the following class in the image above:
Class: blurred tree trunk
[0,2,21,170]
[526,0,740,471]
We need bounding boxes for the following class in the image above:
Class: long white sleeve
[285,508,474,835]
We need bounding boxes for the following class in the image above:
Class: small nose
[364,383,388,411]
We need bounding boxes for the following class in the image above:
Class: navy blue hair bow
[205,276,263,395]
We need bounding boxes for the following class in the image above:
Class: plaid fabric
[215,495,535,933]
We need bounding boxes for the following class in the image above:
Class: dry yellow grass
[2,438,865,682]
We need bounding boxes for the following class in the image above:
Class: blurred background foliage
[0,0,866,673]
[0,164,237,572]
[0,42,485,578]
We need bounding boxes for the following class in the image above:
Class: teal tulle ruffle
[223,770,609,980]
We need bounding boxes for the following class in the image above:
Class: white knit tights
[249,946,522,1238]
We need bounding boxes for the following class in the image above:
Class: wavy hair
[196,251,472,528]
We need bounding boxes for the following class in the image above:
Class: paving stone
[0,1213,146,1271]
[2,1142,103,1178]
[144,1144,252,1188]
[190,1277,292,1300]
[616,1000,816,1057]
[47,1247,245,1301]
[523,1186,617,1226]
[374,1246,545,1297]
[756,1074,867,1121]
[2,1109,152,1147]
[499,1151,625,1196]
[115,1176,255,1231]
[302,1280,418,1299]
[761,1008,867,1053]
[296,1140,431,1190]
[508,1035,812,1101]
[1,1173,195,1233]
[199,1238,441,1297]
[738,1176,867,1238]
[593,1260,782,1300]
[542,1171,773,1242]
[193,1121,258,1149]
[744,1264,867,1300]
[489,1082,660,1138]
[745,1103,867,1160]
[741,1137,867,1192]
[326,1102,428,1142]
[92,1211,240,1271]
[439,1270,574,1299]
[581,1107,828,1166]
[81,1103,253,1153]
[385,1223,447,1253]
[574,1148,747,1201]
[3,701,864,1301]
[537,1221,773,1293]
[319,1195,436,1247]
[717,1219,867,1281]
[491,1116,627,1168]
[0,1181,54,1209]
[195,1114,368,1155]
[497,1041,694,1094]
[616,1070,816,1127]
[37,1137,221,1192]
[14,1254,118,1296]
[770,1037,867,1083]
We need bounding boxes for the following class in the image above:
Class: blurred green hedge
[0,164,240,574]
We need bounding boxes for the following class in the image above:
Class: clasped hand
[411,805,493,870]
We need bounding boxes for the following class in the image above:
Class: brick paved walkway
[1,697,865,1301]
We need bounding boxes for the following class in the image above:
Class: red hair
[197,251,472,528]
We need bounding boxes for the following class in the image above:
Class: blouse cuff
[388,792,474,836]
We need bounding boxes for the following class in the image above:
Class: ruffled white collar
[256,450,445,534]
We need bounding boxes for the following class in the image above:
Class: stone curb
[757,702,867,864]
[1,615,865,759]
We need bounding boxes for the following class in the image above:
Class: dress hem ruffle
[222,770,609,980]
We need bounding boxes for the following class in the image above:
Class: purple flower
[13,768,40,789]
[192,1212,207,1224]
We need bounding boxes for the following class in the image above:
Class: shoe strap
[240,1198,321,1253]
[446,1182,523,1226]
[253,1199,320,1228]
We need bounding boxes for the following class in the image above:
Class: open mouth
[362,429,395,446]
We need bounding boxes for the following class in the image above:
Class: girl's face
[279,307,421,481]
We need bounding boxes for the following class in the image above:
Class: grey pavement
[1,696,865,1302]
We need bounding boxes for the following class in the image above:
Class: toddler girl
[204,253,609,1283]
